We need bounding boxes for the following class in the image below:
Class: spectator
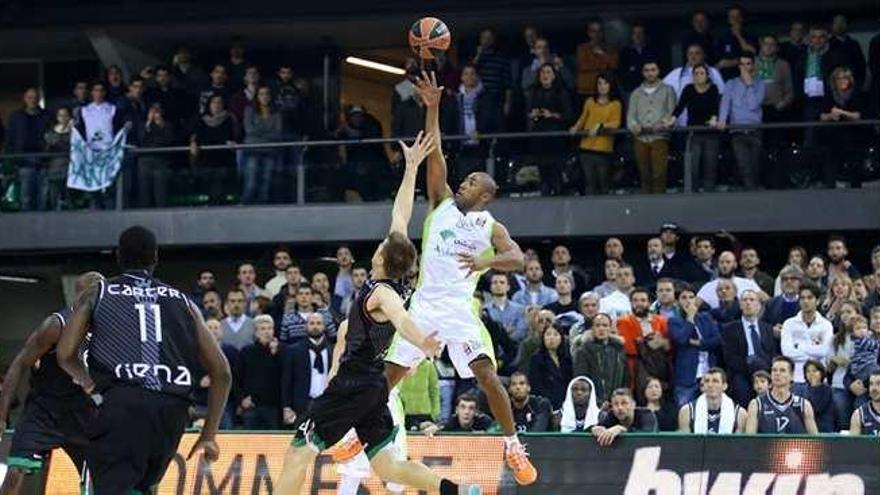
[104,65,127,107]
[281,313,332,425]
[440,394,494,432]
[528,325,573,410]
[190,94,238,205]
[336,105,387,202]
[226,38,248,92]
[829,303,859,429]
[677,368,746,433]
[221,288,256,350]
[68,80,90,119]
[525,63,573,195]
[627,61,675,194]
[42,106,73,211]
[716,52,765,190]
[697,251,765,309]
[668,64,721,191]
[599,263,636,319]
[544,275,580,327]
[198,64,231,117]
[635,237,683,290]
[721,290,774,407]
[137,103,175,208]
[398,360,440,432]
[520,37,575,92]
[618,23,660,95]
[650,278,679,319]
[669,286,720,406]
[516,309,554,375]
[805,254,829,295]
[663,44,725,115]
[277,286,318,344]
[756,35,795,176]
[451,65,502,183]
[569,73,622,195]
[691,236,718,284]
[714,6,758,81]
[201,317,238,429]
[658,223,695,274]
[508,372,553,432]
[803,359,835,432]
[829,14,866,87]
[592,388,658,447]
[576,19,619,98]
[238,315,282,429]
[512,259,558,307]
[229,65,261,124]
[849,315,880,391]
[762,265,804,332]
[849,371,880,435]
[821,275,855,322]
[781,284,834,396]
[271,264,307,323]
[752,370,771,396]
[485,273,529,343]
[780,21,808,67]
[333,265,367,317]
[543,244,589,297]
[571,312,627,405]
[202,289,224,321]
[471,28,512,120]
[591,258,620,299]
[7,88,50,211]
[559,376,600,432]
[143,66,188,132]
[617,288,671,391]
[642,376,678,431]
[710,278,742,326]
[819,67,869,188]
[264,247,293,298]
[236,262,264,314]
[826,234,862,284]
[331,245,355,305]
[604,237,626,265]
[745,356,819,434]
[171,46,209,100]
[569,292,601,351]
[773,247,809,296]
[681,10,714,64]
[738,247,774,296]
[241,85,282,204]
[191,269,216,306]
[515,26,541,84]
[273,64,309,196]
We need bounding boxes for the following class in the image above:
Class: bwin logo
[114,363,192,386]
[623,447,864,495]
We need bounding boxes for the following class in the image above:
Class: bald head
[455,171,497,210]
[718,251,737,277]
[75,271,104,294]
[473,172,498,197]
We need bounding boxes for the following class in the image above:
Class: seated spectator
[849,315,880,388]
[591,259,620,299]
[520,37,575,92]
[569,73,621,195]
[250,293,273,317]
[525,63,573,195]
[819,275,854,327]
[485,272,529,343]
[599,263,636,319]
[721,290,775,407]
[642,376,679,432]
[618,23,660,95]
[571,313,627,405]
[439,394,494,433]
[617,288,670,391]
[773,247,808,296]
[627,61,675,193]
[691,236,719,284]
[714,6,758,81]
[559,376,600,433]
[528,325,573,410]
[332,265,368,317]
[512,259,558,307]
[715,52,765,191]
[829,304,859,429]
[200,317,238,429]
[271,264,308,322]
[508,372,553,432]
[238,315,282,430]
[265,247,293,298]
[650,278,680,319]
[745,356,819,434]
[752,370,770,396]
[575,19,619,98]
[762,265,803,332]
[236,262,264,315]
[738,247,774,296]
[805,254,829,296]
[190,94,238,205]
[634,238,683,291]
[819,67,869,188]
[804,359,835,432]
[281,313,332,425]
[849,371,880,435]
[697,251,765,309]
[666,64,721,191]
[592,388,658,447]
[677,368,747,433]
[221,288,255,350]
[480,306,519,376]
[43,106,73,211]
[242,85,282,204]
[277,285,318,344]
[544,275,580,333]
[710,278,742,325]
[515,309,554,375]
[569,292,601,352]
[781,284,834,397]
[398,360,440,432]
[202,289,224,321]
[543,245,589,297]
[669,286,720,407]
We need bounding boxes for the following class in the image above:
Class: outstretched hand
[414,71,444,108]
[398,131,436,172]
[420,331,442,359]
[187,435,220,463]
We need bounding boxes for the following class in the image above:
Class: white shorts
[385,293,496,379]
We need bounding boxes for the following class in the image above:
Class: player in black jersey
[850,371,880,435]
[677,368,747,434]
[0,272,103,495]
[57,226,231,495]
[277,132,480,495]
[746,356,819,434]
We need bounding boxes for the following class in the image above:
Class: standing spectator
[803,360,835,432]
[485,273,529,343]
[667,64,722,191]
[721,290,775,407]
[756,35,795,137]
[333,265,367,318]
[634,238,683,290]
[618,23,660,95]
[265,247,293,298]
[819,67,869,188]
[143,66,188,133]
[677,368,746,433]
[508,372,553,432]
[525,63,573,195]
[221,288,256,350]
[829,14,867,87]
[773,247,809,296]
[42,106,73,211]
[201,317,238,429]
[669,286,721,407]
[627,61,675,194]
[650,278,680,319]
[68,80,90,119]
[171,46,209,103]
[570,73,621,195]
[226,38,248,92]
[780,21,808,67]
[805,255,829,295]
[711,279,743,326]
[331,246,355,303]
[697,251,764,309]
[870,31,880,118]
[271,264,307,319]
[591,259,620,299]
[7,88,49,211]
[471,28,512,121]
[569,292,601,349]
[451,65,502,183]
[191,269,216,308]
[237,262,264,314]
[762,265,804,332]
[520,38,575,93]
[714,6,758,81]
[242,85,282,204]
[104,65,127,107]
[571,313,627,405]
[137,103,175,208]
[229,65,261,124]
[274,64,308,199]
[202,290,224,321]
[512,259,559,307]
[528,325,573,410]
[781,284,834,396]
[336,106,387,202]
[745,356,819,434]
[716,52,765,191]
[617,288,671,390]
[76,82,126,209]
[544,275,580,330]
[576,19,619,98]
[663,44,725,117]
[642,377,678,431]
[543,245,589,297]
[738,247,774,296]
[238,315,282,430]
[681,10,715,64]
[277,286,316,344]
[592,388,658,447]
[280,313,332,425]
[599,264,636,319]
[198,64,231,117]
[190,94,238,204]
[691,236,718,284]
[559,376,601,432]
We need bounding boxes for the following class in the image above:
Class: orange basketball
[408,17,451,60]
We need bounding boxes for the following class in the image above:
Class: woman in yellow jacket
[569,73,622,195]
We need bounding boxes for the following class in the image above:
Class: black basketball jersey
[337,279,404,378]
[857,402,880,436]
[756,392,807,434]
[28,307,82,398]
[88,272,199,401]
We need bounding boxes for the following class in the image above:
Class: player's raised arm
[415,71,453,210]
[328,319,349,381]
[57,283,100,394]
[371,285,440,358]
[389,131,436,236]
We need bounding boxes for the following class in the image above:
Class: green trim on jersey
[470,299,497,368]
[7,455,43,473]
[366,425,401,459]
[416,197,453,289]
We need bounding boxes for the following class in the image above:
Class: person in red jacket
[616,287,671,391]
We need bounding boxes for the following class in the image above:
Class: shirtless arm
[328,320,348,381]
[369,285,439,358]
[458,222,525,276]
[415,71,453,210]
[389,131,436,236]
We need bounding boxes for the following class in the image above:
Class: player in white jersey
[384,71,537,486]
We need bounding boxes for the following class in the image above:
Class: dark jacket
[280,338,335,415]
[139,121,176,167]
[668,312,721,387]
[791,47,849,101]
[144,85,190,129]
[720,319,775,376]
[761,295,801,327]
[634,257,686,292]
[596,407,657,432]
[5,108,49,155]
[443,413,494,432]
[512,394,553,432]
[451,87,504,156]
[528,349,573,410]
[572,337,628,404]
[806,383,835,433]
[237,342,282,407]
[829,35,867,87]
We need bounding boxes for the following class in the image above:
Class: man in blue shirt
[485,272,530,342]
[512,259,559,308]
[717,51,765,190]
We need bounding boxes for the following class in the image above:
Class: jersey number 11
[134,303,163,343]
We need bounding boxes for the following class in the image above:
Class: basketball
[408,17,451,60]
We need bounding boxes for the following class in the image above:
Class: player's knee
[471,358,500,387]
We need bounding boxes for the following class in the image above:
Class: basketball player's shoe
[505,441,538,485]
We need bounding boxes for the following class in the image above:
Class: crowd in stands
[1,9,878,210]
[176,228,880,442]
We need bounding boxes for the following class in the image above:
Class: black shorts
[293,374,395,459]
[85,387,190,495]
[8,394,95,474]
